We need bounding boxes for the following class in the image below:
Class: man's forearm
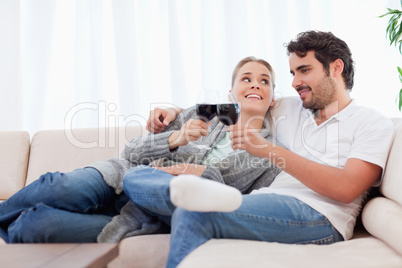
[266,144,381,203]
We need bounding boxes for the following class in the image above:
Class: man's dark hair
[286,31,355,90]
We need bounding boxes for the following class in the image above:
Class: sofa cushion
[178,236,402,268]
[363,197,402,256]
[381,119,402,206]
[0,131,30,200]
[26,126,146,185]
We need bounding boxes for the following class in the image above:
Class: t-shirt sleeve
[348,113,394,169]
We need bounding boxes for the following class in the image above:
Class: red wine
[217,103,239,126]
[196,104,217,122]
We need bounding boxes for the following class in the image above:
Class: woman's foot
[169,175,242,212]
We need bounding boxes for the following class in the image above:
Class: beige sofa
[1,118,402,268]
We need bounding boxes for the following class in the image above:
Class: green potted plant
[380,0,402,111]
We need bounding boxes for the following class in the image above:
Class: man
[145,31,395,268]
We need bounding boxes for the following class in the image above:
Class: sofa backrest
[0,131,30,200]
[380,118,402,206]
[26,126,146,185]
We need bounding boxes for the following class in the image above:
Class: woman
[0,56,279,244]
[100,56,281,242]
[118,56,280,237]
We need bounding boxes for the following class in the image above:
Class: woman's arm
[122,107,209,165]
[155,146,281,194]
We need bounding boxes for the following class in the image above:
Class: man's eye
[302,68,309,73]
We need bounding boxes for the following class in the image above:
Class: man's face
[289,51,336,110]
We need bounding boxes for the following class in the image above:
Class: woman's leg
[0,168,118,242]
[123,165,176,217]
[167,193,343,268]
[8,203,112,243]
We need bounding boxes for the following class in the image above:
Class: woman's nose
[251,81,260,89]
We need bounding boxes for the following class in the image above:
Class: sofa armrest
[362,197,402,256]
[0,131,30,200]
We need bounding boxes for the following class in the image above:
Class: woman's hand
[227,125,272,159]
[155,163,206,176]
[168,119,209,149]
[146,107,183,133]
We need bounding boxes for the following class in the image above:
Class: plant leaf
[398,66,402,81]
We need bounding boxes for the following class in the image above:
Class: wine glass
[194,89,219,149]
[195,90,219,122]
[217,91,240,126]
[218,91,242,153]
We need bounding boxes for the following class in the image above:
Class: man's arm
[228,125,382,203]
[146,107,183,133]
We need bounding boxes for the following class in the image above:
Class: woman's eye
[243,78,250,82]
[262,79,269,84]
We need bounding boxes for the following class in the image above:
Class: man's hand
[155,163,206,176]
[168,119,209,149]
[227,125,271,158]
[146,107,183,133]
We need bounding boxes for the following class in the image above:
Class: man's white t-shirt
[252,97,394,240]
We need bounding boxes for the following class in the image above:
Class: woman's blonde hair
[231,56,276,90]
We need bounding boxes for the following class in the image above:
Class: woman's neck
[235,112,265,131]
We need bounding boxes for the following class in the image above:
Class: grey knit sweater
[91,106,281,242]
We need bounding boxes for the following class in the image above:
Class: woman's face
[231,62,274,116]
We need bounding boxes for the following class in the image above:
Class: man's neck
[314,91,352,125]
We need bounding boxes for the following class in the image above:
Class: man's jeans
[0,168,127,243]
[123,166,344,268]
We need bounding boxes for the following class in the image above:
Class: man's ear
[332,59,344,78]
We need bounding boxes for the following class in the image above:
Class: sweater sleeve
[121,106,197,165]
[201,150,281,194]
[200,133,283,193]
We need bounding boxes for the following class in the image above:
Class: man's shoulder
[345,105,395,148]
[271,96,304,116]
[274,96,302,107]
[352,105,393,128]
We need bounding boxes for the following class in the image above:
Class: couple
[0,31,395,267]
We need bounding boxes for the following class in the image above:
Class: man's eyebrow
[296,64,311,70]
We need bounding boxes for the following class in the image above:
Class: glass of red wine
[194,89,219,149]
[195,90,219,122]
[218,91,241,153]
[217,91,240,126]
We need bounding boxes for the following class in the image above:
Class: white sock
[169,175,242,212]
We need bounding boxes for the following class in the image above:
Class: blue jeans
[0,168,127,243]
[123,166,343,268]
[123,165,176,225]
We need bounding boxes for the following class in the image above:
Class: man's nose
[292,75,302,89]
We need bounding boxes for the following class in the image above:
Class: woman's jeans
[123,166,344,268]
[0,168,127,243]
